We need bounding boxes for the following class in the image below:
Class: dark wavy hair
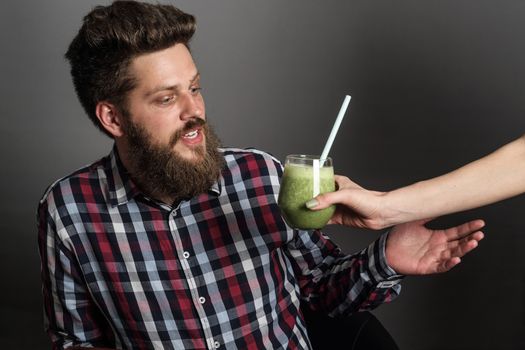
[65,1,196,137]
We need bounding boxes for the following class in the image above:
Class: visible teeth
[184,130,198,139]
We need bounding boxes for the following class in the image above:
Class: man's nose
[179,92,203,121]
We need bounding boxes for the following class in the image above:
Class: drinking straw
[312,158,320,196]
[320,95,351,166]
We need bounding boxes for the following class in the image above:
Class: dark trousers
[302,307,400,350]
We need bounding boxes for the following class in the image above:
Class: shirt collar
[105,145,223,207]
[106,146,141,206]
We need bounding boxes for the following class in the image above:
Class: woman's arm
[308,135,525,229]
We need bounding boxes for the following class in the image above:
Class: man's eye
[158,96,175,105]
[190,87,202,95]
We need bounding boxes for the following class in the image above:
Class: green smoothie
[278,163,335,229]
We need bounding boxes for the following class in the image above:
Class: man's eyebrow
[190,72,201,84]
[145,72,200,97]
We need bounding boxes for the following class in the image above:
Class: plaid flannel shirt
[38,146,401,349]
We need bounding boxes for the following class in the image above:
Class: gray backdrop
[1,1,524,349]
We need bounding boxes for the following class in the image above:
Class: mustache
[169,118,207,146]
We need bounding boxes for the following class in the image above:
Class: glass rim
[285,154,332,161]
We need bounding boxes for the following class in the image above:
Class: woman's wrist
[379,189,418,227]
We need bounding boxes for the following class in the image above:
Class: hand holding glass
[278,155,335,229]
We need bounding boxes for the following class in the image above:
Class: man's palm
[386,219,485,275]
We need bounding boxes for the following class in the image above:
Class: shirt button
[183,251,190,259]
[213,340,220,348]
[199,296,206,304]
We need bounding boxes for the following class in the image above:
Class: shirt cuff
[365,231,404,288]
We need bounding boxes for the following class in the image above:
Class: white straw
[320,95,351,165]
[312,158,320,197]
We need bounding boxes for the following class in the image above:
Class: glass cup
[278,155,336,229]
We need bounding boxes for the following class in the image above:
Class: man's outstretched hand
[386,219,485,275]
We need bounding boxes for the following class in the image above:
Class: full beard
[123,118,225,205]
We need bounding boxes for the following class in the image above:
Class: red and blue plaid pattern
[38,147,400,349]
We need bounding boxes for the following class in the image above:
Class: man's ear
[95,101,125,137]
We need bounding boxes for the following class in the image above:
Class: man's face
[124,43,206,162]
[118,43,224,203]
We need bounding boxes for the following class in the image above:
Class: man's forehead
[128,44,199,91]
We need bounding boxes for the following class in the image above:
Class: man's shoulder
[38,155,110,210]
[220,147,282,168]
[219,147,283,186]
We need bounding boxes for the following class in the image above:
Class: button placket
[169,207,216,348]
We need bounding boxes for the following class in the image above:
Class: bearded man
[37,2,485,349]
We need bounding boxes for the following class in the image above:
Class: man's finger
[445,219,485,240]
[443,257,461,272]
[449,232,483,257]
[435,257,461,274]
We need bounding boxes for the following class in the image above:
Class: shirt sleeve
[284,228,402,317]
[264,151,402,316]
[38,197,114,349]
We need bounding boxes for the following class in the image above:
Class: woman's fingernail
[305,199,319,209]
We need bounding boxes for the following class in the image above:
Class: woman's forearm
[383,135,525,225]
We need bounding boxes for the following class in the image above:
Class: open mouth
[178,127,204,147]
[183,129,199,139]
